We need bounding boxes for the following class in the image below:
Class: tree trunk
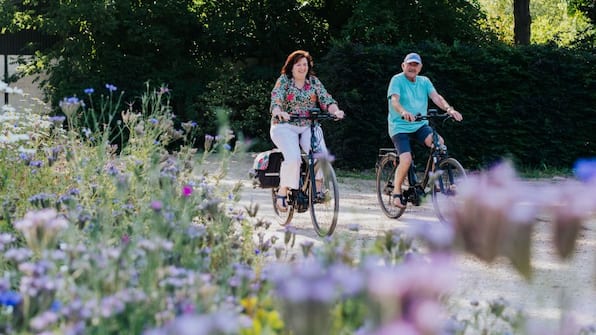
[514,0,531,45]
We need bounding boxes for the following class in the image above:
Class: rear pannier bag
[252,149,283,188]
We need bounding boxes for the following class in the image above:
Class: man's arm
[429,91,462,121]
[391,94,415,122]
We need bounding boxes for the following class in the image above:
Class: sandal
[276,194,288,212]
[392,194,406,209]
[315,190,328,201]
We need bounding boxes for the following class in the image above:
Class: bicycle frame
[291,114,327,212]
[413,124,448,192]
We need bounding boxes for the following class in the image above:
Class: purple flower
[105,83,117,92]
[182,185,193,197]
[48,115,66,125]
[29,160,43,168]
[150,200,163,212]
[84,88,94,94]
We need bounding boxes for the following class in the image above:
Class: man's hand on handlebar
[448,109,463,122]
[401,111,415,122]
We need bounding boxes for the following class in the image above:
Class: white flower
[4,86,23,95]
[1,105,16,113]
[17,147,36,154]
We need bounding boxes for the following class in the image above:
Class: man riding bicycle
[387,52,463,208]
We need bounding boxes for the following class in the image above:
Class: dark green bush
[193,63,273,151]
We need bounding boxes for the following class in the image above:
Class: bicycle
[375,109,466,222]
[270,108,340,237]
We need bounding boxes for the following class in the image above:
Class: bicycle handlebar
[288,108,338,122]
[414,109,453,122]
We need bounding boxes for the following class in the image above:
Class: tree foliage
[339,0,496,46]
[478,0,595,47]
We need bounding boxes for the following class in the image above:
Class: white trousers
[270,123,328,190]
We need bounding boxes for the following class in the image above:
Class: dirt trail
[207,152,596,329]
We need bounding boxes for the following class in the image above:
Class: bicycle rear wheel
[309,160,339,237]
[376,154,406,219]
[431,157,466,223]
[272,187,294,225]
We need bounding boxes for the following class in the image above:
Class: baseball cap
[404,52,422,64]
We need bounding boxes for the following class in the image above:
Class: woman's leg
[270,124,306,206]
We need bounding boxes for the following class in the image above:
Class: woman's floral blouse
[270,75,337,126]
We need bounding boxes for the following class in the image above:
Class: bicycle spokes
[310,160,339,237]
[376,154,406,219]
[431,158,466,223]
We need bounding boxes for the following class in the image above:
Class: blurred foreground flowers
[445,160,596,279]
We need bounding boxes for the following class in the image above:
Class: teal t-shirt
[387,73,436,136]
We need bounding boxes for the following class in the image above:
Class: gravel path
[206,152,596,329]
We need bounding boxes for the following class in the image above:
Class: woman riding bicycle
[387,52,463,208]
[270,50,345,212]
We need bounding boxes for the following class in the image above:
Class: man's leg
[392,152,412,208]
[390,132,413,208]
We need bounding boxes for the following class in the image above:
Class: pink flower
[182,185,193,197]
[287,93,295,101]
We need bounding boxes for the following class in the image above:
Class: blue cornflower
[50,300,62,312]
[574,157,596,182]
[149,118,158,124]
[105,83,117,92]
[0,291,22,307]
[84,88,94,95]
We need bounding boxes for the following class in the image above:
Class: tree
[514,0,531,44]
[340,0,496,46]
[1,0,208,120]
[478,0,594,47]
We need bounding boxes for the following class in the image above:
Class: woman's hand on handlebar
[272,107,290,121]
[333,110,345,120]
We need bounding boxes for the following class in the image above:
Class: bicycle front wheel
[376,154,406,219]
[309,160,339,237]
[431,157,466,223]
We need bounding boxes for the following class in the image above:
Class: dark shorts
[391,125,433,155]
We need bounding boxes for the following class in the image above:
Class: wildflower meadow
[0,80,595,335]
